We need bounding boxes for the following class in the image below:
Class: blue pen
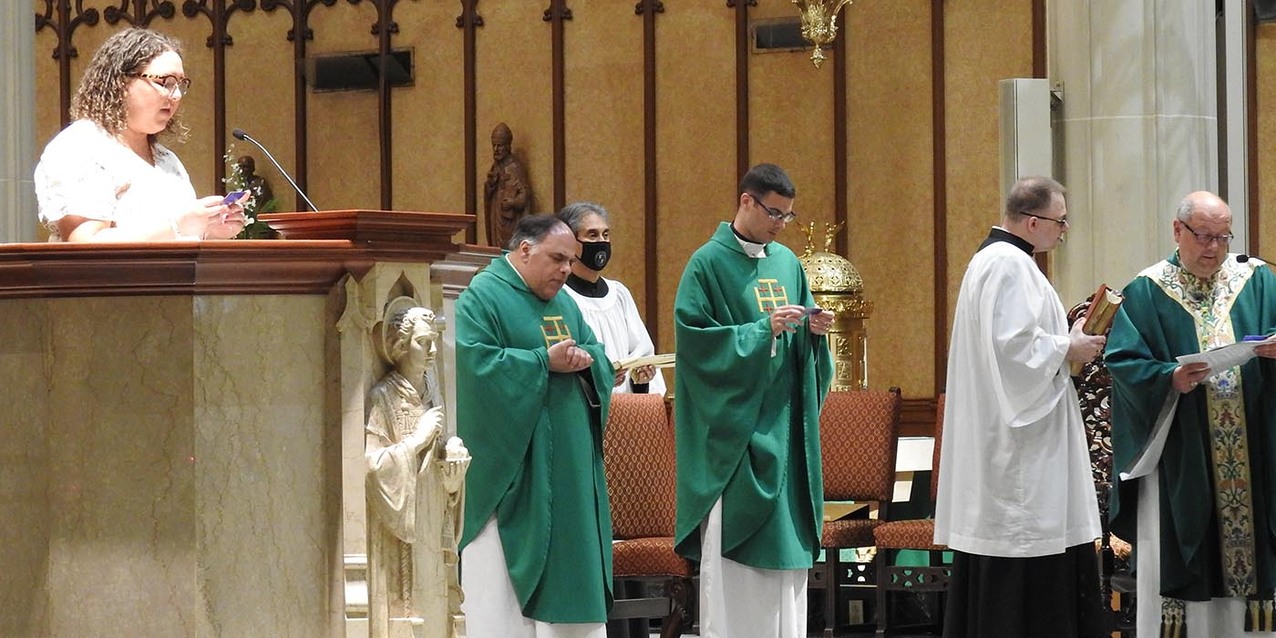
[1243,334,1273,342]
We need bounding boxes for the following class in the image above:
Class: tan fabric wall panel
[847,0,936,397]
[225,12,297,209]
[33,27,71,148]
[562,5,647,312]
[747,3,837,239]
[943,0,1034,322]
[654,3,738,354]
[391,2,466,216]
[308,4,382,210]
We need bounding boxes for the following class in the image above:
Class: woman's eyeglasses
[133,73,191,97]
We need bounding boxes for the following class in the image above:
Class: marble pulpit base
[0,294,337,636]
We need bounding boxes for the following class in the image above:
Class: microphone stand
[232,129,319,212]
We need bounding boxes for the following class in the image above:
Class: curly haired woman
[34,28,246,241]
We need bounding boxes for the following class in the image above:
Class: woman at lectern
[34,28,246,242]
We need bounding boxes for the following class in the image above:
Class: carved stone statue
[483,122,532,249]
[234,155,274,206]
[366,301,471,638]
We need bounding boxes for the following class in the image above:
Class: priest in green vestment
[673,163,834,638]
[456,214,616,637]
[1106,191,1276,637]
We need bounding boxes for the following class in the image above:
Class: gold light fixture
[793,0,854,69]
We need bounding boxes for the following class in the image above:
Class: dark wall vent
[304,49,414,93]
[1258,0,1276,22]
[750,17,812,53]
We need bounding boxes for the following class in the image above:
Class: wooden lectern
[0,211,497,637]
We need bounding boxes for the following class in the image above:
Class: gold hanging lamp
[792,0,854,69]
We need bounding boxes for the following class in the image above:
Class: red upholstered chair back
[819,389,902,502]
[931,393,945,501]
[602,393,677,540]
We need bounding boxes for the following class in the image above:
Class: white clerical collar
[504,254,531,286]
[730,228,768,258]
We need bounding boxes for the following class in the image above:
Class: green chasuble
[455,255,615,623]
[673,222,833,569]
[1106,253,1276,601]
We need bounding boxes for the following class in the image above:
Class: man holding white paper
[1106,190,1276,637]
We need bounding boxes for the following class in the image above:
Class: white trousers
[1136,467,1276,638]
[460,516,608,638]
[699,498,808,638]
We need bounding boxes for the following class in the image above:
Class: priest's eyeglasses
[1179,221,1233,245]
[133,73,191,97]
[746,192,798,223]
[1020,211,1069,227]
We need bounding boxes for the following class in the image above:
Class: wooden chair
[602,393,694,638]
[816,388,902,637]
[871,393,946,637]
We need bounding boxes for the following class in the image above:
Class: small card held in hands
[221,189,250,205]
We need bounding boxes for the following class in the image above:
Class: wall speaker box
[750,17,811,53]
[305,49,413,93]
[999,78,1053,199]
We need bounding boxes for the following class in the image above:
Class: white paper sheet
[1175,340,1266,375]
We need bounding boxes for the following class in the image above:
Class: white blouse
[35,119,196,240]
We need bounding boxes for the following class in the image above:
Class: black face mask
[578,240,612,272]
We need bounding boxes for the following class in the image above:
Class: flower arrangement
[223,146,280,239]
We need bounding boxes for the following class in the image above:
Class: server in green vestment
[456,214,616,638]
[1106,191,1276,637]
[673,163,834,638]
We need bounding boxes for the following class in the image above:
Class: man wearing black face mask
[557,202,665,395]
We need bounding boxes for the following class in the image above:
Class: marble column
[1,2,38,242]
[1049,0,1222,304]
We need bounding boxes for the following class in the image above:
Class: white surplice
[933,239,1101,557]
[563,278,666,396]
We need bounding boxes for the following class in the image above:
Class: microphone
[1237,254,1274,268]
[231,128,319,212]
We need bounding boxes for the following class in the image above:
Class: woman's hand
[176,195,246,240]
[203,199,248,239]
